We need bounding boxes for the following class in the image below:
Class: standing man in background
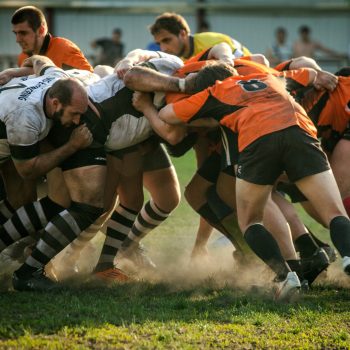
[91,28,125,66]
[266,27,292,66]
[293,25,346,60]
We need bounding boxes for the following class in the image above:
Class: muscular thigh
[63,165,107,207]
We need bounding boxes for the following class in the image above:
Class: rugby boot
[94,267,130,283]
[12,268,56,291]
[342,256,350,275]
[273,271,301,302]
[300,248,330,285]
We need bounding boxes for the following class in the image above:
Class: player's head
[299,25,311,40]
[11,6,48,55]
[48,78,88,127]
[275,27,287,43]
[112,28,122,43]
[149,12,190,56]
[191,61,237,93]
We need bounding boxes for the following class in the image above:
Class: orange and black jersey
[166,51,279,104]
[18,33,93,72]
[302,76,350,137]
[172,71,317,152]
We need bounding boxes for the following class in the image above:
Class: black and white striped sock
[0,199,15,225]
[121,199,170,250]
[95,204,137,272]
[0,197,64,253]
[15,202,103,278]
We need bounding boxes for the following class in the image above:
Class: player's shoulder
[194,32,231,41]
[50,36,81,51]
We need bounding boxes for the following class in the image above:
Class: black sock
[330,216,350,257]
[244,224,290,280]
[287,259,302,279]
[295,233,319,259]
[307,227,330,248]
[198,203,220,224]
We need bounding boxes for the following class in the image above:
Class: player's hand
[0,69,16,85]
[314,70,338,91]
[132,91,153,112]
[69,124,93,150]
[114,59,134,79]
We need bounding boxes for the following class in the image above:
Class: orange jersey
[302,76,350,135]
[172,71,317,152]
[166,52,278,104]
[18,34,93,72]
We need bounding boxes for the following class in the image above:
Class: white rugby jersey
[0,67,69,159]
[87,53,184,151]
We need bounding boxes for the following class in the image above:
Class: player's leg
[329,138,350,216]
[12,149,106,290]
[94,150,143,278]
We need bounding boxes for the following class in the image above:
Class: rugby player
[130,62,350,300]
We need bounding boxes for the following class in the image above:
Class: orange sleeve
[274,60,293,71]
[281,68,312,87]
[172,90,210,123]
[62,44,93,72]
[46,38,93,72]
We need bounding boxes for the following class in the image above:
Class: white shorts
[104,115,153,151]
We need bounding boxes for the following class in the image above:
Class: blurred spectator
[293,25,346,59]
[91,28,124,66]
[265,27,292,66]
[197,20,210,33]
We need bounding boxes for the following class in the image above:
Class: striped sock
[15,203,103,278]
[0,199,15,225]
[121,199,170,250]
[0,197,64,253]
[95,204,137,272]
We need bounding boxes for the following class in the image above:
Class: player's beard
[52,108,65,124]
[177,40,186,57]
[23,33,40,56]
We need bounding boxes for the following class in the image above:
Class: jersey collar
[39,33,52,55]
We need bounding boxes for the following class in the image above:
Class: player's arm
[21,55,57,75]
[114,49,162,78]
[207,42,234,66]
[132,91,186,144]
[0,66,33,85]
[9,114,92,179]
[124,65,183,93]
[283,68,338,91]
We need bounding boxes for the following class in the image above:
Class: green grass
[0,151,350,349]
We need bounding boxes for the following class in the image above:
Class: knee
[155,185,181,212]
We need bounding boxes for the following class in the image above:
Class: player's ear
[179,29,188,40]
[51,97,61,109]
[37,24,46,36]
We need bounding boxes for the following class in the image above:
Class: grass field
[0,151,350,349]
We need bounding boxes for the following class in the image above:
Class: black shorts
[197,150,235,183]
[237,126,330,185]
[143,143,172,172]
[60,147,106,171]
[220,126,239,168]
